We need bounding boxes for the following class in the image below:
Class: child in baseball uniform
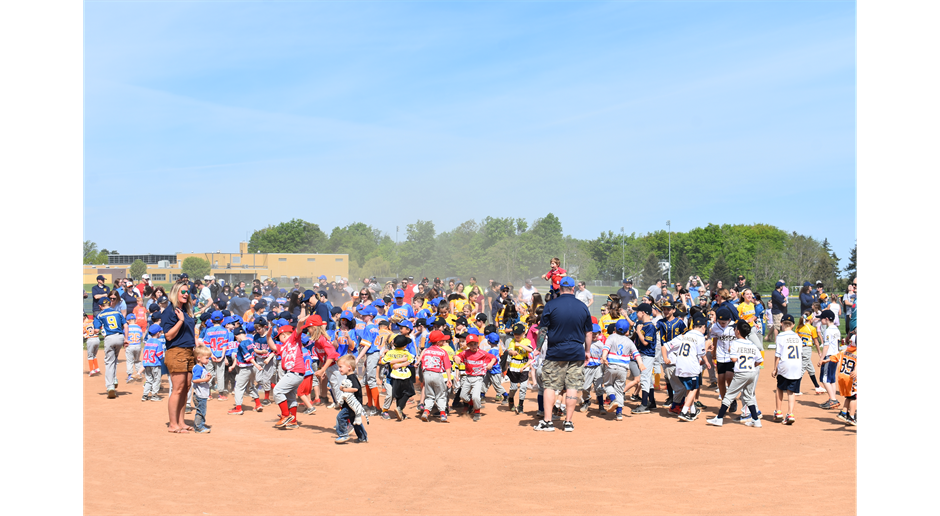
[834,333,857,426]
[602,319,644,421]
[418,330,454,422]
[505,323,535,415]
[580,323,606,413]
[380,334,416,421]
[84,314,100,377]
[795,312,826,395]
[202,311,232,400]
[268,324,306,429]
[706,320,763,427]
[250,320,276,405]
[816,309,842,410]
[671,313,710,422]
[227,327,262,415]
[191,346,214,434]
[708,307,738,413]
[124,314,144,383]
[454,334,498,421]
[140,324,165,402]
[481,331,508,405]
[772,314,802,425]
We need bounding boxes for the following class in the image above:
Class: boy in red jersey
[454,334,498,421]
[418,330,454,422]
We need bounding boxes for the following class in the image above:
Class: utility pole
[666,220,672,284]
[396,226,399,279]
[621,226,625,281]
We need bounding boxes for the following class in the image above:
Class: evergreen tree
[709,254,732,290]
[844,242,857,280]
[641,251,661,288]
[673,252,694,287]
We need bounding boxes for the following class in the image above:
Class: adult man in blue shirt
[535,276,593,433]
[91,275,110,316]
[770,281,788,343]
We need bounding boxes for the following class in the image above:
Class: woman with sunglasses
[598,294,625,338]
[162,280,197,433]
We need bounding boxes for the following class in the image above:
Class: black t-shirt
[342,374,362,410]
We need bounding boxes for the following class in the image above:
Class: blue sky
[83,1,857,265]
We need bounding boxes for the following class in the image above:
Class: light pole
[621,227,625,281]
[666,220,671,284]
[396,226,399,278]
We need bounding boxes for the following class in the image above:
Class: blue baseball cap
[211,310,223,321]
[96,275,105,281]
[318,275,327,280]
[148,324,162,335]
[373,299,386,307]
[716,307,733,321]
[245,322,255,333]
[592,323,602,333]
[232,327,246,336]
[302,290,316,302]
[274,318,289,327]
[254,317,268,327]
[360,305,377,317]
[394,289,405,298]
[485,332,500,344]
[340,310,355,321]
[179,273,189,279]
[266,312,278,322]
[615,319,631,333]
[559,277,575,288]
[126,314,136,320]
[279,288,287,294]
[222,316,235,326]
[301,333,310,344]
[398,319,413,330]
[467,327,482,336]
[98,297,109,306]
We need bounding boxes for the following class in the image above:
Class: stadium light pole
[621,226,624,282]
[666,220,671,284]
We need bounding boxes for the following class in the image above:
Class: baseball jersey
[141,337,166,367]
[380,348,414,379]
[598,314,622,338]
[333,329,359,356]
[635,321,657,357]
[736,302,758,327]
[672,329,708,378]
[657,317,687,345]
[203,325,232,359]
[235,339,256,367]
[83,318,97,339]
[545,267,567,290]
[774,330,803,380]
[93,307,126,336]
[125,324,144,347]
[603,333,641,368]
[796,323,818,348]
[192,364,210,399]
[708,322,735,362]
[822,325,842,357]
[506,338,533,372]
[312,335,339,365]
[421,345,452,373]
[278,333,307,373]
[487,347,501,374]
[585,339,605,367]
[729,338,762,373]
[833,346,857,396]
[457,349,494,377]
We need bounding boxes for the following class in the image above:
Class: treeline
[246,217,856,293]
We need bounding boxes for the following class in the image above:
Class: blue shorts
[679,376,699,391]
[820,358,837,384]
[776,376,801,393]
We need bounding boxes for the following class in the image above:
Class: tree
[248,219,328,254]
[673,252,694,286]
[641,251,662,288]
[329,222,383,267]
[709,254,732,289]
[181,257,211,280]
[128,259,147,281]
[844,242,857,281]
[83,240,99,264]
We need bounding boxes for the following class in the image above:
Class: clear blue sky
[83,1,857,265]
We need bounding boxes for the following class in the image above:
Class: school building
[83,242,349,286]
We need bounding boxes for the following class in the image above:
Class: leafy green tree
[673,252,694,286]
[128,259,147,281]
[181,257,211,280]
[641,251,661,288]
[248,219,328,254]
[329,222,383,267]
[709,254,732,289]
[399,220,437,275]
[83,240,99,264]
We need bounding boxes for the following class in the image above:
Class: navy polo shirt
[539,293,593,362]
[161,303,196,349]
[91,285,110,313]
[771,289,787,314]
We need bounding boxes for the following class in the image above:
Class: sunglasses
[180,290,189,295]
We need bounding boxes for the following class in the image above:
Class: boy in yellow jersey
[379,334,415,421]
[505,323,534,415]
[795,311,825,395]
[373,320,396,419]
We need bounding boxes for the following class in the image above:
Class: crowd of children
[84,270,857,443]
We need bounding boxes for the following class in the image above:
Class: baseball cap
[475,313,487,322]
[633,303,652,315]
[414,318,427,327]
[467,326,482,336]
[300,333,309,345]
[716,307,733,321]
[221,316,235,326]
[179,273,189,279]
[622,278,630,284]
[660,300,674,310]
[204,275,211,281]
[429,330,450,343]
[98,297,109,306]
[816,280,824,286]
[149,304,160,313]
[819,309,835,321]
[615,319,631,333]
[559,277,575,288]
[232,327,246,337]
[360,305,377,318]
[277,325,294,336]
[466,334,480,344]
[691,314,708,327]
[511,323,526,335]
[377,319,390,327]
[318,275,327,280]
[299,315,326,331]
[245,322,255,333]
[737,275,745,280]
[373,299,386,307]
[397,319,414,330]
[96,275,105,281]
[266,312,278,322]
[254,317,268,327]
[392,335,412,348]
[803,281,812,288]
[394,289,405,298]
[455,317,469,327]
[211,310,223,322]
[340,310,355,321]
[142,274,150,279]
[199,312,212,324]
[148,324,162,335]
[592,323,602,333]
[158,295,168,304]
[485,332,500,344]
[317,290,328,299]
[301,290,316,303]
[775,281,785,288]
[781,314,795,324]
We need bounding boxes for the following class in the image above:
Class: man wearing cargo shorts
[534,277,593,433]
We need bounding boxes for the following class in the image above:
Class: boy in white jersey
[602,319,644,421]
[816,310,842,410]
[708,307,738,413]
[707,320,764,427]
[579,323,606,413]
[670,313,710,422]
[772,314,802,424]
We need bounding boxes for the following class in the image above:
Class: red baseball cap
[428,330,450,343]
[277,325,294,336]
[466,334,480,343]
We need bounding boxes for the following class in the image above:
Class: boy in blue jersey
[630,303,660,414]
[228,327,263,415]
[202,311,232,400]
[602,319,644,421]
[656,302,687,407]
[579,323,606,413]
[141,324,166,402]
[93,294,127,399]
[124,314,145,384]
[481,331,508,405]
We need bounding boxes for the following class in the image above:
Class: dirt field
[83,349,855,516]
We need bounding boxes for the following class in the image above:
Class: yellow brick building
[83,242,349,286]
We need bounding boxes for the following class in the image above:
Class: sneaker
[328,403,337,409]
[303,407,317,415]
[678,411,694,422]
[616,413,623,421]
[563,421,574,432]
[228,407,244,415]
[729,400,737,413]
[744,419,763,428]
[335,435,351,444]
[773,410,784,422]
[814,386,826,394]
[694,401,705,409]
[284,420,299,429]
[579,400,591,412]
[472,412,481,422]
[766,344,776,349]
[274,414,294,428]
[689,409,701,421]
[357,438,369,443]
[706,417,723,427]
[381,412,391,420]
[631,405,650,415]
[533,420,555,432]
[794,391,803,396]
[514,404,522,415]
[845,414,857,426]
[218,394,228,401]
[393,406,404,421]
[836,411,848,423]
[185,406,193,413]
[784,413,796,425]
[141,395,149,402]
[261,399,272,406]
[150,395,163,402]
[127,375,133,383]
[107,389,116,399]
[255,404,263,413]
[629,394,641,402]
[820,400,835,409]
[669,405,682,415]
[195,427,211,434]
[420,410,430,422]
[607,400,620,413]
[536,410,544,418]
[440,414,449,423]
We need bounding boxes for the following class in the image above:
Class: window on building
[232,256,240,264]
[171,274,181,281]
[278,258,287,262]
[152,274,166,281]
[336,258,343,262]
[307,258,316,262]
